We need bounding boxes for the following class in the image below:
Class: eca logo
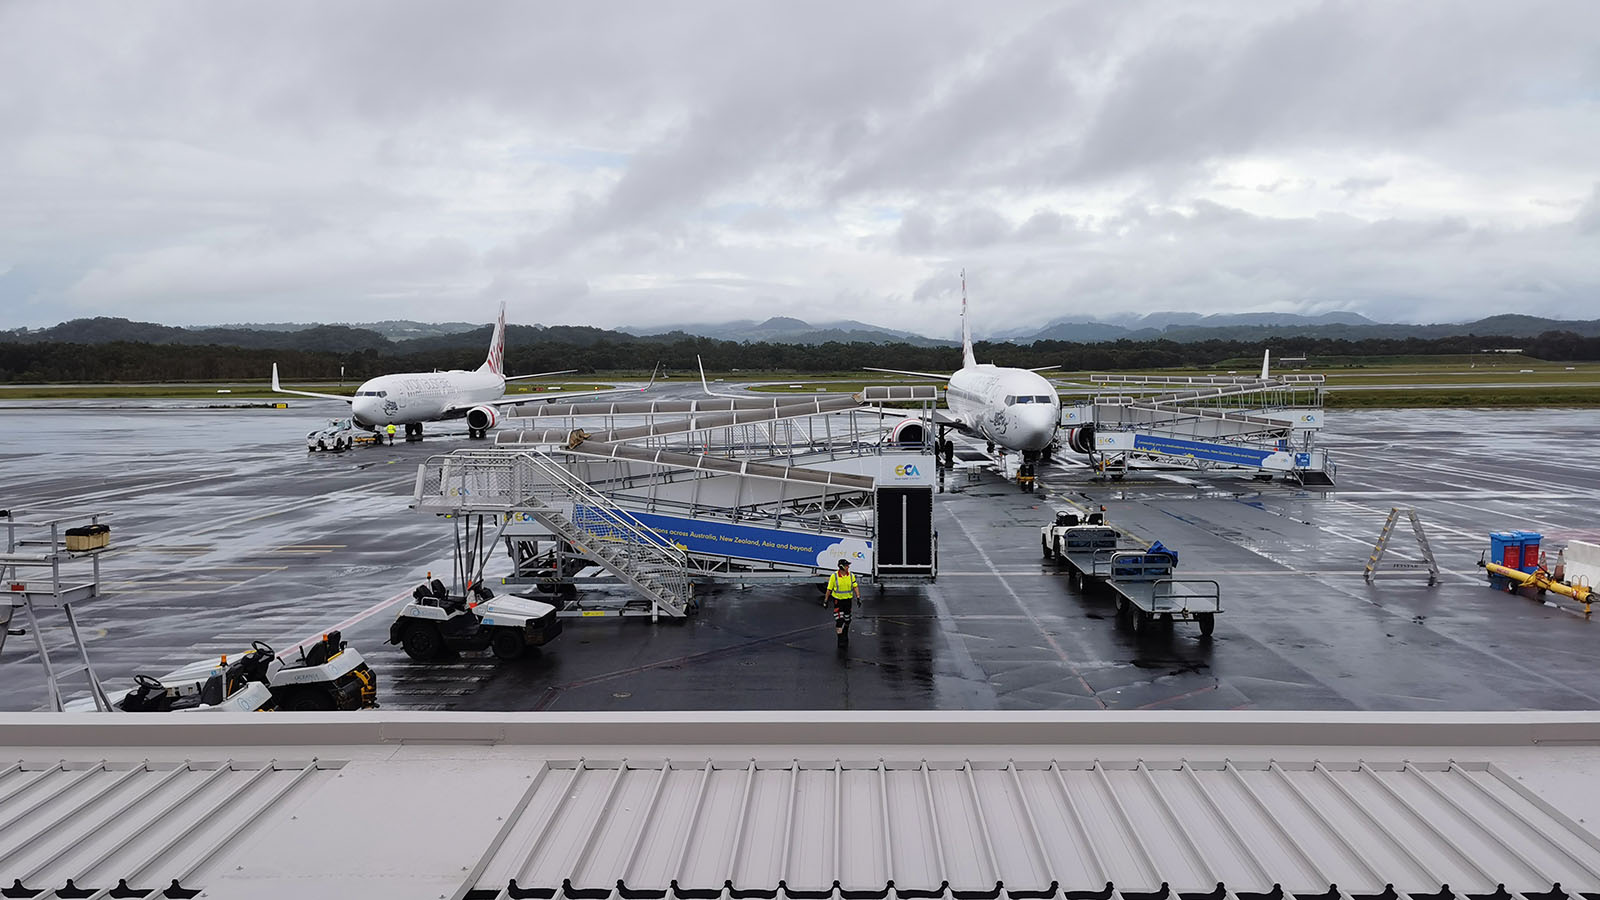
[894,464,920,477]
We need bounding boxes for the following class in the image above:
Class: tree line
[3,331,1598,383]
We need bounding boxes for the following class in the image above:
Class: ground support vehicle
[389,579,562,661]
[1091,548,1222,636]
[1041,509,1118,580]
[306,417,360,452]
[72,633,378,712]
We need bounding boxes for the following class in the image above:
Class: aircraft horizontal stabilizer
[862,366,952,381]
[504,368,578,382]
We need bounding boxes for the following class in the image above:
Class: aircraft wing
[854,405,963,427]
[862,366,952,381]
[504,368,578,382]
[270,364,354,403]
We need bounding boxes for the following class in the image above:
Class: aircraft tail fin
[482,301,507,376]
[960,269,977,369]
[1260,349,1270,380]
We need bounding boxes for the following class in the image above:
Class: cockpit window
[1013,395,1035,404]
[1035,395,1053,404]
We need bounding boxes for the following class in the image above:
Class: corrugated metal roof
[465,758,1600,900]
[5,714,1600,900]
[0,758,338,898]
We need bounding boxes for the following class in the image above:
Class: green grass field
[5,360,1599,407]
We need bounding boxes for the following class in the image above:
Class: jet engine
[465,405,499,432]
[888,419,926,448]
[1066,424,1096,454]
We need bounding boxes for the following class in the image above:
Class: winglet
[697,355,713,396]
[271,363,281,391]
[1260,349,1271,381]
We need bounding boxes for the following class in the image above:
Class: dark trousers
[832,596,853,628]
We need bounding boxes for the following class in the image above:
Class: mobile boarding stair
[493,385,940,591]
[1,509,115,710]
[413,451,693,621]
[1074,370,1336,485]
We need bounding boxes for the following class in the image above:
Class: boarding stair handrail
[415,451,692,617]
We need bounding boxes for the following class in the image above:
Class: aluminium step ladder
[1364,507,1440,587]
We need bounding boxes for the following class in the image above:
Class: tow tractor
[72,633,378,712]
[306,417,369,452]
[389,578,562,661]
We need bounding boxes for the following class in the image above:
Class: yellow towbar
[1479,558,1593,617]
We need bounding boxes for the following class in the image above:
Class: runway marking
[282,584,422,657]
[944,512,1107,708]
[1136,684,1220,710]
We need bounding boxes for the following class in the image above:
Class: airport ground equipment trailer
[1042,507,1221,635]
[390,578,562,661]
[1479,532,1594,617]
[1091,547,1221,636]
[69,633,378,712]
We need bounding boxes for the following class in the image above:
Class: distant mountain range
[1007,311,1379,342]
[620,316,956,347]
[214,320,482,340]
[1010,312,1600,343]
[5,311,1599,353]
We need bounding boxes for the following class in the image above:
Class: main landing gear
[404,423,423,442]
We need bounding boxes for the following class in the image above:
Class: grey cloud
[1,1,1597,329]
[1336,176,1391,195]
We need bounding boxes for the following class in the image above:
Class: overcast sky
[2,1,1597,337]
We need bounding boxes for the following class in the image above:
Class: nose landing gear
[1018,451,1039,493]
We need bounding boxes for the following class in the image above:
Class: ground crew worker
[385,423,397,445]
[826,559,860,646]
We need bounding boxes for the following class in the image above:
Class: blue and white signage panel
[577,506,872,570]
[1132,434,1274,467]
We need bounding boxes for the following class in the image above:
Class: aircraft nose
[1014,405,1058,451]
[351,396,381,426]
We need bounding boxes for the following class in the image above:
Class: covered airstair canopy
[497,396,867,447]
[2,713,1599,900]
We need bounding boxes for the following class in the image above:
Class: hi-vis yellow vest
[827,571,858,598]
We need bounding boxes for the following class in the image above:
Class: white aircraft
[270,302,652,441]
[866,275,1061,487]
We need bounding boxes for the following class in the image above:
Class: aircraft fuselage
[350,369,504,428]
[945,364,1060,454]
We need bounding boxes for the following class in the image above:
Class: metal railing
[415,451,691,616]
